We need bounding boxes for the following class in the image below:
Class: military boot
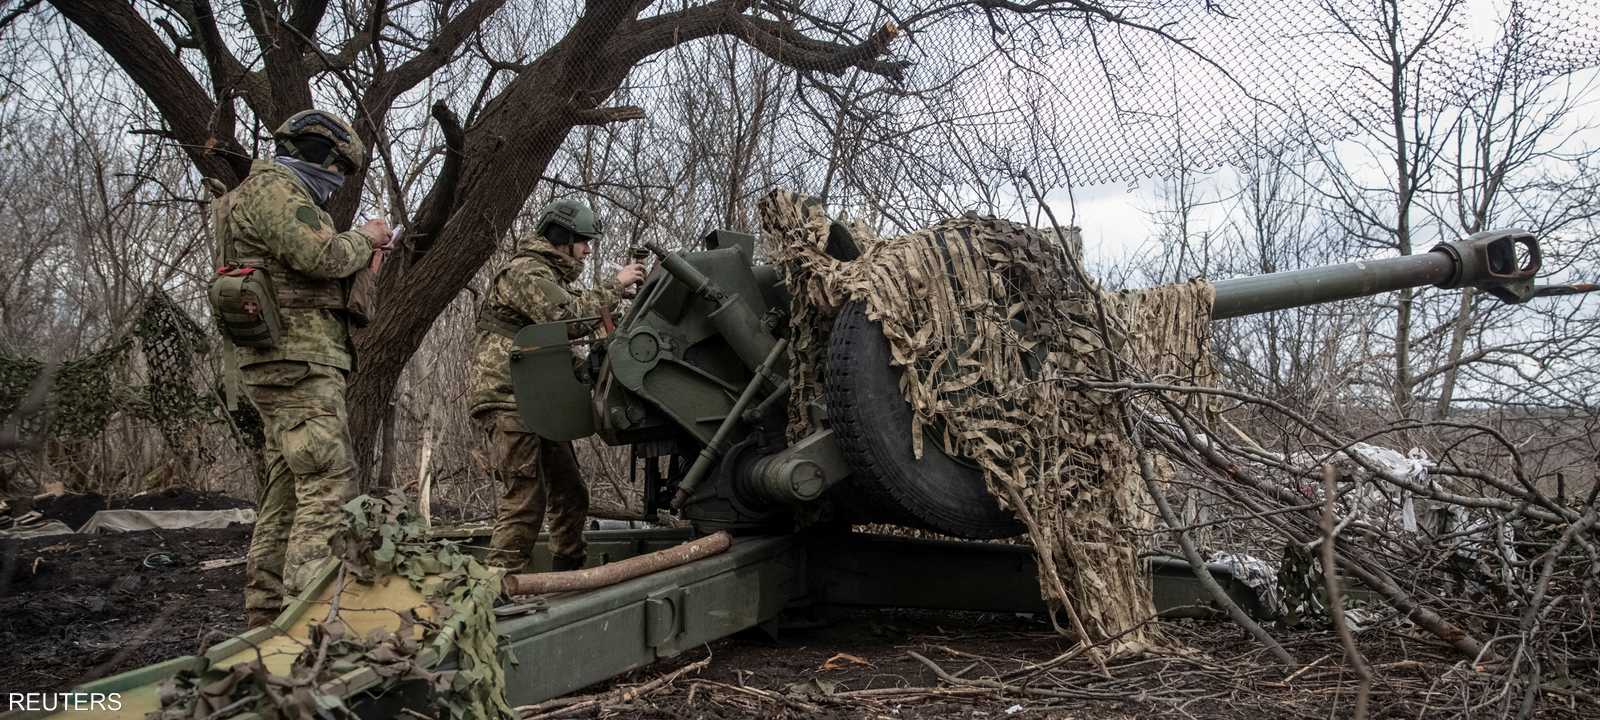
[551,553,586,572]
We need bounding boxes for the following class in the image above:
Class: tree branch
[153,17,198,50]
[0,0,45,36]
[735,16,905,80]
[617,2,905,81]
[363,0,511,112]
[406,101,466,257]
[47,0,249,185]
[288,0,330,37]
[571,105,645,125]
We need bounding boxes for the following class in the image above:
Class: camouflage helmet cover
[536,198,604,245]
[274,110,365,173]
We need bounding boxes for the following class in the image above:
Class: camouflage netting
[0,290,253,462]
[761,190,1214,653]
[153,492,513,720]
[0,340,135,442]
[133,291,219,465]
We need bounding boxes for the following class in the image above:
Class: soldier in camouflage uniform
[212,110,390,627]
[469,199,645,571]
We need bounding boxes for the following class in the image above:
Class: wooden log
[503,531,733,596]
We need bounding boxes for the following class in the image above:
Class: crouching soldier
[210,109,389,627]
[468,199,645,571]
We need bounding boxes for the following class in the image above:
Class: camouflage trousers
[240,360,358,627]
[476,410,590,571]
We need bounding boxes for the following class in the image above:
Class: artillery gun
[29,216,1588,719]
[512,222,1573,541]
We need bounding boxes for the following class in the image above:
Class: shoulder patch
[295,206,323,230]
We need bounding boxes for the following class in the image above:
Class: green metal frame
[447,528,1272,708]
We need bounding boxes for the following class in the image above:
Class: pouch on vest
[209,266,284,348]
[343,267,375,328]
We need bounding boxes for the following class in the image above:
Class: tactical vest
[475,260,573,340]
[208,188,349,348]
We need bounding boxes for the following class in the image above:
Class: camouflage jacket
[213,159,374,370]
[469,237,625,417]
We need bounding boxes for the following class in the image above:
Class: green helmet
[536,198,604,245]
[274,109,365,173]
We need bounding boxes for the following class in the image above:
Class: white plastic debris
[1207,552,1284,617]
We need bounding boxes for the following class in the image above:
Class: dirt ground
[0,524,249,694]
[0,505,1577,719]
[574,617,1353,720]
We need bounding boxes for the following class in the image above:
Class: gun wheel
[825,301,1024,539]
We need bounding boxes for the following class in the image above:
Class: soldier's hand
[615,263,646,292]
[360,218,392,248]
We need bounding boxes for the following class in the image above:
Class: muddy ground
[0,525,249,694]
[0,502,1565,718]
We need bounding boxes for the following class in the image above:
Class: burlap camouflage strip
[761,190,1214,654]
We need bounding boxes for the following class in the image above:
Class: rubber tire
[825,301,1025,539]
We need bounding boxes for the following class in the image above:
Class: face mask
[276,156,346,208]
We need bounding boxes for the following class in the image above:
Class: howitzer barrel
[1212,251,1455,319]
[1211,229,1541,320]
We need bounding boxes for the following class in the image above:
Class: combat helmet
[274,109,365,174]
[536,198,604,245]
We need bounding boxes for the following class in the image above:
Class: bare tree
[1426,17,1600,419]
[37,0,1192,479]
[1310,0,1464,418]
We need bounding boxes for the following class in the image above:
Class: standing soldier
[211,109,389,627]
[469,199,645,572]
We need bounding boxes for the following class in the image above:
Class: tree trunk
[377,397,398,488]
[1393,286,1415,415]
[416,402,437,526]
[347,95,603,479]
[1434,287,1475,417]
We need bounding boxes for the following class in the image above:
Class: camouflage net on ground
[153,492,513,720]
[761,190,1214,653]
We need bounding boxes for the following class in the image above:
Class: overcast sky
[1036,0,1600,273]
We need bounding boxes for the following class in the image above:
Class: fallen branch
[1321,464,1373,720]
[517,653,712,719]
[905,650,1168,702]
[199,556,248,571]
[685,679,824,713]
[1136,442,1298,668]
